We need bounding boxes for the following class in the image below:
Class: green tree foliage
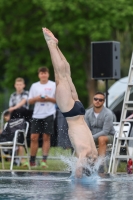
[0,0,133,108]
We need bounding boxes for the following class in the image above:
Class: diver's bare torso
[66,115,97,159]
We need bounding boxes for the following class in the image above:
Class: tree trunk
[84,39,98,107]
[87,79,97,106]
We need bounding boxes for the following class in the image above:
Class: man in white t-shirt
[28,67,56,167]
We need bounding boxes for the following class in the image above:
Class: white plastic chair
[113,122,131,142]
[108,122,131,173]
[0,121,31,171]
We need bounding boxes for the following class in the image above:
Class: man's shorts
[30,115,54,135]
[94,134,114,146]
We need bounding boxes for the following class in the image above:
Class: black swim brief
[62,101,85,118]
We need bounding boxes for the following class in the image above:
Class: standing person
[42,28,97,177]
[28,67,56,168]
[8,77,29,166]
[85,91,115,172]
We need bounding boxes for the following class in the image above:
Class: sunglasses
[94,97,104,102]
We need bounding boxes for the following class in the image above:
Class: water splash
[60,154,105,178]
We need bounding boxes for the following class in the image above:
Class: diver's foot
[42,27,58,44]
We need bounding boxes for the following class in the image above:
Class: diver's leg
[66,74,79,101]
[43,27,76,111]
[56,45,79,101]
[42,28,66,77]
[42,28,79,101]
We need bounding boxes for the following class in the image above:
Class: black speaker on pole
[91,41,120,79]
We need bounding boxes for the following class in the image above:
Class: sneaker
[13,161,18,166]
[40,160,48,168]
[21,161,29,167]
[14,158,20,166]
[30,162,37,168]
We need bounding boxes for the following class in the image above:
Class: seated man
[85,91,115,172]
[8,78,29,166]
[1,111,27,166]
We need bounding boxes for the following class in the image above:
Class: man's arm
[28,83,56,105]
[43,96,56,103]
[9,99,27,112]
[28,84,40,104]
[28,96,42,104]
[84,110,92,130]
[9,94,13,107]
[28,95,56,104]
[93,114,114,140]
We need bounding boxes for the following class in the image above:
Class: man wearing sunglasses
[85,91,115,172]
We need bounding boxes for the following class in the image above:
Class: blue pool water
[0,172,133,200]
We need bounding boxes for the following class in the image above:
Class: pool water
[0,172,133,200]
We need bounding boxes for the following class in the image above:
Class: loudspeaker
[91,41,120,79]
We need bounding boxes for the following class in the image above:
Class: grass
[117,161,127,173]
[0,147,72,171]
[0,160,68,171]
[0,147,128,173]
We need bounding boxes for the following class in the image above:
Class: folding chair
[0,109,9,131]
[108,122,131,173]
[0,121,31,171]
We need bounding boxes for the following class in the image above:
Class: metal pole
[105,79,108,108]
